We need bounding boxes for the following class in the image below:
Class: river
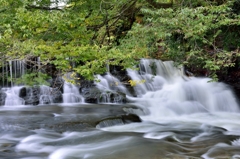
[1,59,240,159]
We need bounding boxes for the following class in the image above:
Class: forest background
[0,0,240,85]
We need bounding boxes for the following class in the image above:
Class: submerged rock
[48,122,93,133]
[96,114,141,128]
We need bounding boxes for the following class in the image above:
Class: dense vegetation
[0,0,240,85]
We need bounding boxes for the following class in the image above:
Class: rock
[110,65,130,82]
[47,122,93,132]
[96,114,141,128]
[0,91,7,106]
[81,86,100,103]
[121,114,142,123]
[19,87,27,98]
[80,85,127,104]
[50,77,64,93]
[50,88,63,103]
[23,86,40,105]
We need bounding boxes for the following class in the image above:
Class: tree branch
[146,0,173,9]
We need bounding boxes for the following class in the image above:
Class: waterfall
[39,85,53,104]
[3,86,25,106]
[8,60,26,86]
[127,59,240,120]
[95,73,130,103]
[62,82,84,103]
[95,73,130,95]
[1,60,26,106]
[9,61,13,87]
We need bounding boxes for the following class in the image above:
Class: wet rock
[81,86,101,103]
[0,91,7,106]
[98,91,127,103]
[23,86,40,105]
[121,114,142,123]
[50,89,63,103]
[19,87,27,98]
[81,86,127,104]
[96,114,141,128]
[110,91,127,103]
[49,77,64,93]
[110,65,130,82]
[48,122,93,132]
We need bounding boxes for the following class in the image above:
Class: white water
[1,59,240,158]
[39,85,54,104]
[3,86,25,106]
[95,73,130,95]
[62,82,84,103]
[126,59,239,116]
[101,59,240,158]
[95,73,130,103]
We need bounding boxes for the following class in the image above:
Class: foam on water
[102,59,240,155]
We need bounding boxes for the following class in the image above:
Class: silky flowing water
[1,59,240,159]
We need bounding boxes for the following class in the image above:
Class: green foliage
[15,72,50,86]
[118,0,240,80]
[0,0,240,83]
[0,0,143,82]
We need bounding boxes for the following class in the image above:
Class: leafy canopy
[0,0,239,84]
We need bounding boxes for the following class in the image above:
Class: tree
[0,0,239,85]
[116,0,240,80]
[0,0,142,84]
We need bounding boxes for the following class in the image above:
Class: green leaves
[123,0,240,80]
[1,0,239,83]
[15,72,50,86]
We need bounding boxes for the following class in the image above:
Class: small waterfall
[95,73,129,94]
[127,59,240,119]
[39,85,53,104]
[1,60,27,106]
[8,60,26,86]
[62,82,84,103]
[95,73,129,103]
[3,86,25,106]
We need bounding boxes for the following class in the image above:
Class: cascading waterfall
[127,59,239,120]
[95,73,130,103]
[39,85,53,104]
[1,58,240,159]
[0,58,239,113]
[2,60,26,106]
[1,60,26,87]
[8,60,26,86]
[62,82,84,103]
[95,73,130,95]
[3,86,25,106]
